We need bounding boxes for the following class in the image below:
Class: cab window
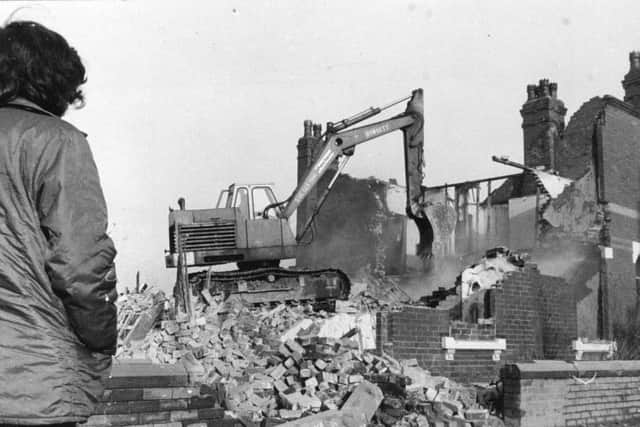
[216,190,230,208]
[252,187,278,218]
[233,188,250,218]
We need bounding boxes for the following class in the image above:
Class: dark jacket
[0,99,117,424]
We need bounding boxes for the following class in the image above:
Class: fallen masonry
[115,277,504,427]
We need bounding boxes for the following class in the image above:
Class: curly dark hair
[0,21,86,117]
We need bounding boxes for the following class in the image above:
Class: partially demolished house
[434,52,640,343]
[294,52,640,360]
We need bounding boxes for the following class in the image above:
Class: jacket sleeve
[37,128,118,355]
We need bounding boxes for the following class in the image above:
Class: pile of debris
[116,287,166,346]
[117,289,500,426]
[459,247,526,299]
[347,267,412,312]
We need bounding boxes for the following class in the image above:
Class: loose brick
[104,388,144,402]
[188,396,217,409]
[172,387,198,399]
[129,400,162,413]
[104,413,140,426]
[198,407,225,419]
[159,399,189,410]
[170,410,199,422]
[95,401,129,415]
[143,388,173,400]
[106,374,188,389]
[85,415,109,425]
[139,412,172,424]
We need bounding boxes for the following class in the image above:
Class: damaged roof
[490,94,638,204]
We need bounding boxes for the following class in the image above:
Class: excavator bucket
[402,89,434,263]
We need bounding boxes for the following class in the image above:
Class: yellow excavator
[165,89,432,308]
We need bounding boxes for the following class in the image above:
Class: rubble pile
[348,267,413,311]
[370,359,504,427]
[117,288,166,346]
[116,289,501,426]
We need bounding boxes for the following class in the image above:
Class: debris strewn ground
[116,269,505,426]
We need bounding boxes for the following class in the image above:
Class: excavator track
[189,267,351,308]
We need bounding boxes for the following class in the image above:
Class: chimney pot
[630,51,640,71]
[526,84,537,100]
[539,79,550,97]
[312,123,322,138]
[303,120,312,137]
[549,82,558,99]
[623,51,640,110]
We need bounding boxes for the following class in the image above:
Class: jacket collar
[8,98,57,118]
[7,98,88,137]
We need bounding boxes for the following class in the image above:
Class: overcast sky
[2,1,639,290]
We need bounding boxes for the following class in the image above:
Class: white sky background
[2,0,639,291]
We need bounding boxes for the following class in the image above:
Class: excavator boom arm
[280,88,433,259]
[280,114,416,220]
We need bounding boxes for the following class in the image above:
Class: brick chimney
[622,51,640,109]
[296,120,317,240]
[520,79,567,170]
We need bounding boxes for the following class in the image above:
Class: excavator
[165,89,433,308]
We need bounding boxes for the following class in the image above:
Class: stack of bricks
[83,361,239,427]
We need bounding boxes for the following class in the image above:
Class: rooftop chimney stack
[296,121,334,267]
[520,79,567,170]
[622,51,640,110]
[526,85,536,101]
[312,123,322,138]
[297,120,318,248]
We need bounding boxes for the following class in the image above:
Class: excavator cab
[166,181,296,270]
[216,183,281,219]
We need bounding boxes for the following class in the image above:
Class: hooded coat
[0,99,117,425]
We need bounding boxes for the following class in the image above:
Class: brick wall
[377,264,577,383]
[604,251,636,335]
[550,98,640,333]
[491,264,577,361]
[601,103,640,329]
[449,320,495,341]
[540,275,578,360]
[376,305,503,383]
[491,267,544,362]
[601,104,640,212]
[502,361,640,427]
[83,361,238,427]
[555,97,605,180]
